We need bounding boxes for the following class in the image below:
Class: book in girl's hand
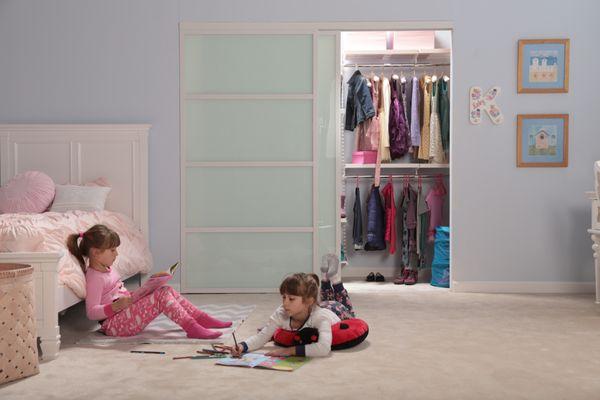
[130,262,180,303]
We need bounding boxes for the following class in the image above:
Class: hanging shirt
[388,78,409,159]
[418,76,432,161]
[352,186,363,250]
[429,80,445,163]
[410,76,421,147]
[381,180,397,255]
[425,181,447,242]
[439,78,450,154]
[400,79,412,147]
[378,77,391,162]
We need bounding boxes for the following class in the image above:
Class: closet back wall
[0,0,598,291]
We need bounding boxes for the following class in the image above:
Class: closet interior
[339,30,451,286]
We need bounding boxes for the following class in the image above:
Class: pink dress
[425,181,447,242]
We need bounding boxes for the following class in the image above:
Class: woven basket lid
[0,263,33,279]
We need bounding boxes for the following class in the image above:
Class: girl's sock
[194,311,232,329]
[176,296,232,328]
[182,320,222,339]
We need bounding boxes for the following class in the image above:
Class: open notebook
[216,353,309,372]
[130,262,179,303]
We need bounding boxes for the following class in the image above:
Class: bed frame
[0,124,150,360]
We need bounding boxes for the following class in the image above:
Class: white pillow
[50,185,111,212]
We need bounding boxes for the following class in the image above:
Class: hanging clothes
[355,78,380,152]
[416,183,429,259]
[378,77,391,163]
[344,70,375,132]
[398,183,418,269]
[409,76,421,150]
[364,184,386,251]
[429,80,445,163]
[425,178,447,242]
[418,75,432,161]
[352,186,363,250]
[439,78,450,156]
[400,78,411,132]
[388,77,409,159]
[381,179,397,255]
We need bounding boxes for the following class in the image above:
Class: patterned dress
[429,80,445,163]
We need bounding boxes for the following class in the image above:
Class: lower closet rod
[343,174,448,179]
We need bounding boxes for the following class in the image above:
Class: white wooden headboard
[0,124,150,238]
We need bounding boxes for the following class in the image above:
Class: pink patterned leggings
[101,286,199,337]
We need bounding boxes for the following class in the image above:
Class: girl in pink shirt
[67,224,231,338]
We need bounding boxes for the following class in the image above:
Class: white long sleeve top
[242,305,340,357]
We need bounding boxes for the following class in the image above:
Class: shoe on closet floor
[404,270,418,285]
[375,272,385,282]
[393,268,410,285]
[366,272,375,282]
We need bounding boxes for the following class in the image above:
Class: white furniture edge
[588,229,600,303]
[0,124,150,359]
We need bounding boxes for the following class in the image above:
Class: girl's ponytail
[67,233,86,273]
[65,224,121,273]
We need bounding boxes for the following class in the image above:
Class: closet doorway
[179,23,453,293]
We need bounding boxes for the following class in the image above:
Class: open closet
[338,30,452,286]
[179,23,452,293]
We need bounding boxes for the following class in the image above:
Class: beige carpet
[2,282,600,400]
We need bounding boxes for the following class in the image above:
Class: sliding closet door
[181,25,338,292]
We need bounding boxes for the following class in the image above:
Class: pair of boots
[394,267,418,285]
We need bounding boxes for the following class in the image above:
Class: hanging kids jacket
[352,186,364,250]
[345,70,375,132]
[381,179,397,255]
[364,184,386,251]
[388,77,409,159]
[356,78,380,152]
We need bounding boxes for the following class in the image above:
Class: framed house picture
[517,114,569,167]
[517,39,570,93]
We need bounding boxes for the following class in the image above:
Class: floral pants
[320,281,355,319]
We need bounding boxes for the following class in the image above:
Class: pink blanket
[0,210,153,298]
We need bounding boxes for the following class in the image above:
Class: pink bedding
[0,210,153,298]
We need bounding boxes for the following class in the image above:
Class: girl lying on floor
[67,224,231,339]
[231,254,355,357]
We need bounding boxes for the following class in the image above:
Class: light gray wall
[1,0,598,284]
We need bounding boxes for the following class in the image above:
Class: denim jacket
[344,70,375,131]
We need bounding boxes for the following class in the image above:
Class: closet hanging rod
[343,174,448,179]
[342,63,450,68]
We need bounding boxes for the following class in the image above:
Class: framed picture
[517,114,568,167]
[517,39,570,93]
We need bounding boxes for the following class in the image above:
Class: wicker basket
[0,263,39,385]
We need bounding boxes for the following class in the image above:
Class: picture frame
[517,114,568,167]
[517,39,570,93]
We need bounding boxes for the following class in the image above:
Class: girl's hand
[111,296,133,312]
[265,347,295,357]
[229,344,244,358]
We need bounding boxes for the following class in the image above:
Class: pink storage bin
[352,151,378,164]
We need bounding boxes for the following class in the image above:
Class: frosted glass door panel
[185,100,312,162]
[316,35,337,261]
[185,233,312,289]
[186,167,312,227]
[184,35,313,94]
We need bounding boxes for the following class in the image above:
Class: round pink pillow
[0,171,55,213]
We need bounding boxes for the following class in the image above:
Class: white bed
[0,124,151,360]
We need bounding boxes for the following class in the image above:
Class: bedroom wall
[0,0,598,290]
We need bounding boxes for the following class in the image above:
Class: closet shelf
[345,163,449,169]
[344,49,451,65]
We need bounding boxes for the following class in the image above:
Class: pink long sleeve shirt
[85,267,130,320]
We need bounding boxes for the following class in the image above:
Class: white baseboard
[452,281,595,294]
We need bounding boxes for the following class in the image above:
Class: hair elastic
[79,231,84,239]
